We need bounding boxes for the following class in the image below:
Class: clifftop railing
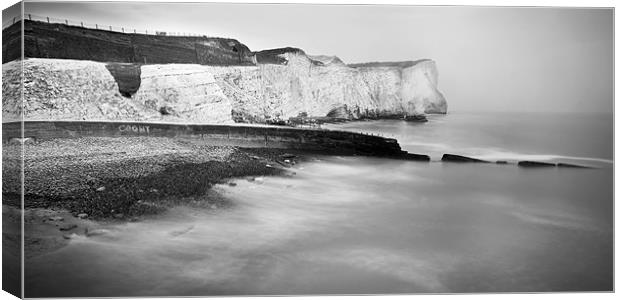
[3,14,214,37]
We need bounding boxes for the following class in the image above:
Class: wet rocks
[403,153,430,161]
[169,225,195,237]
[8,137,35,144]
[557,163,592,168]
[48,216,64,222]
[283,171,297,177]
[280,153,296,159]
[275,159,292,168]
[441,154,489,163]
[518,161,556,167]
[159,106,175,115]
[62,233,79,240]
[6,136,292,219]
[59,224,78,231]
[404,114,429,122]
[85,228,110,237]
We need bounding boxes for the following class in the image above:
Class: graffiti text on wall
[118,124,150,134]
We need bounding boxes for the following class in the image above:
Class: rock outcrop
[3,59,234,123]
[350,60,447,114]
[441,154,489,163]
[220,49,447,123]
[105,63,142,97]
[2,61,22,122]
[3,53,447,124]
[133,64,233,124]
[4,59,147,122]
[518,161,557,167]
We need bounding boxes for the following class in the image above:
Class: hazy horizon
[3,1,614,113]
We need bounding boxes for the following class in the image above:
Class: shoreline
[3,136,317,219]
[2,121,600,260]
[2,136,319,259]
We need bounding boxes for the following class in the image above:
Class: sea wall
[2,121,404,156]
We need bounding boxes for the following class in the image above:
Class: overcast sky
[3,1,614,113]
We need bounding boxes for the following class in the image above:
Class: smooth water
[326,111,613,164]
[25,112,613,297]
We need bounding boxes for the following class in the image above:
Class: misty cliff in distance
[2,20,447,124]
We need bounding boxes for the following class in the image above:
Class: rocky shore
[2,136,324,259]
[2,136,310,220]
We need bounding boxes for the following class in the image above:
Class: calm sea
[26,112,614,296]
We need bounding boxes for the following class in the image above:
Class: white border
[0,1,616,300]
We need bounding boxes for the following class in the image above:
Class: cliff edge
[2,21,447,124]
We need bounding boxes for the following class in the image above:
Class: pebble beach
[2,136,307,258]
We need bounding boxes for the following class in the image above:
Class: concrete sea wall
[3,121,404,156]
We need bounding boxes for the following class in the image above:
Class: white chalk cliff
[2,59,234,123]
[2,52,447,123]
[4,59,150,122]
[220,52,447,122]
[134,64,233,124]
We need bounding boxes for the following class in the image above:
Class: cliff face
[2,61,22,122]
[133,64,233,124]
[3,59,234,123]
[222,51,447,122]
[2,21,448,124]
[3,54,446,123]
[4,59,154,122]
[225,52,376,121]
[403,60,447,114]
[350,60,447,114]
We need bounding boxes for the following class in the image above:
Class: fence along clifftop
[2,17,256,65]
[3,14,217,37]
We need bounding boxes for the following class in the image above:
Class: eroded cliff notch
[105,63,141,97]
